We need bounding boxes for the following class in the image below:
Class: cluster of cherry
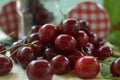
[0,18,120,80]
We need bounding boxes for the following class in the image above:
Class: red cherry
[75,30,89,48]
[55,34,76,52]
[26,60,54,80]
[31,40,45,57]
[68,49,83,69]
[94,45,113,60]
[79,20,90,33]
[110,58,120,77]
[43,48,57,61]
[31,25,41,33]
[88,32,98,45]
[17,46,37,69]
[0,54,13,76]
[95,38,106,48]
[27,33,40,43]
[0,44,6,54]
[51,54,71,75]
[75,56,100,79]
[38,24,58,44]
[83,42,95,56]
[10,40,23,63]
[60,18,80,36]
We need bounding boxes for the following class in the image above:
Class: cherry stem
[23,30,31,43]
[0,29,32,57]
[0,43,32,56]
[9,46,23,57]
[0,44,22,54]
[81,47,87,56]
[59,9,67,19]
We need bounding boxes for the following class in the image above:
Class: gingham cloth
[0,1,19,40]
[68,1,110,39]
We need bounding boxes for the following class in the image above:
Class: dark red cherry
[43,48,57,61]
[68,49,83,69]
[38,24,58,44]
[17,46,36,69]
[83,42,95,56]
[0,54,13,76]
[51,55,71,75]
[110,58,120,77]
[27,33,40,43]
[75,30,89,48]
[95,38,106,48]
[26,60,54,80]
[10,40,23,63]
[79,20,90,32]
[31,40,45,57]
[75,56,100,79]
[60,18,80,36]
[88,32,98,45]
[55,34,76,52]
[31,25,41,33]
[93,45,113,60]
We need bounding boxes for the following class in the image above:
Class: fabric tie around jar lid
[68,1,110,39]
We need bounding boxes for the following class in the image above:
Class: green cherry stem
[81,47,87,56]
[59,9,67,19]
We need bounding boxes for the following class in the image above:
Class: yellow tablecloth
[0,62,106,80]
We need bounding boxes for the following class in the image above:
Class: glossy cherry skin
[110,58,120,77]
[10,40,23,63]
[26,60,54,80]
[55,34,76,52]
[95,38,106,48]
[60,18,80,36]
[43,48,57,61]
[68,49,83,69]
[51,54,71,75]
[75,56,100,79]
[17,46,36,69]
[31,25,41,33]
[0,44,6,54]
[88,32,98,45]
[83,42,95,56]
[38,24,58,44]
[75,30,89,48]
[79,20,90,33]
[93,45,113,60]
[31,40,45,57]
[0,54,13,76]
[27,33,40,43]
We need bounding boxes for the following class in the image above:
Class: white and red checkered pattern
[68,1,110,39]
[0,1,19,40]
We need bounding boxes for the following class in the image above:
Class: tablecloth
[0,62,106,80]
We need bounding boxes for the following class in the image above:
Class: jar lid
[68,1,110,39]
[0,1,20,40]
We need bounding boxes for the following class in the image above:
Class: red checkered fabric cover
[0,1,19,40]
[68,1,110,39]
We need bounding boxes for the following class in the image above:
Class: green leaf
[107,31,120,48]
[0,39,14,48]
[103,0,120,26]
[101,57,116,80]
